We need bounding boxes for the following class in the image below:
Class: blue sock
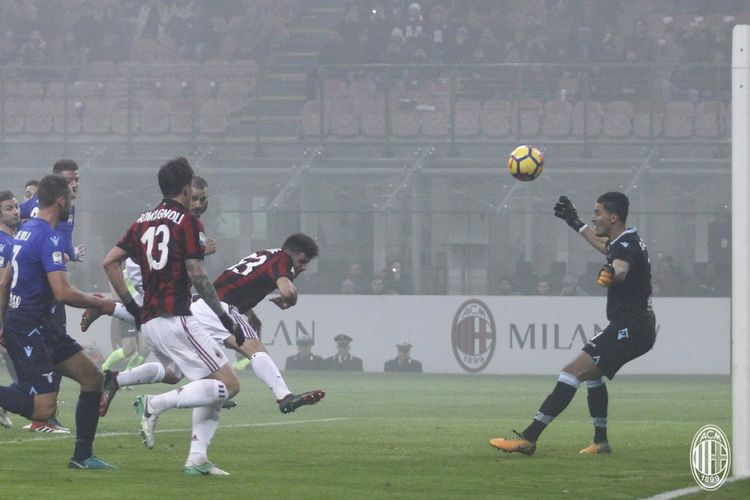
[0,384,34,419]
[73,391,101,461]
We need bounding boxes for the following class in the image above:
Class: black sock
[587,381,608,443]
[73,391,101,461]
[0,385,34,419]
[523,376,579,442]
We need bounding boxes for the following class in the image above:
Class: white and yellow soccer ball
[507,145,544,182]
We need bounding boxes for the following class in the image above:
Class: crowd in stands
[319,0,743,102]
[0,0,291,69]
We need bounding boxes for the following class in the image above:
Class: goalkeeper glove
[597,264,615,287]
[219,313,245,347]
[124,299,142,329]
[554,195,585,232]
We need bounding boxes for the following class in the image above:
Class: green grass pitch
[0,370,746,499]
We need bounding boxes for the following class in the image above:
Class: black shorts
[582,318,656,379]
[3,312,82,395]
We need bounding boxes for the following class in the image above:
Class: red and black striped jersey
[117,198,205,323]
[214,248,296,312]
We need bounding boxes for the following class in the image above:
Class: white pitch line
[0,417,350,446]
[640,475,747,500]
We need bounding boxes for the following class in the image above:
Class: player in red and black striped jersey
[102,157,242,475]
[89,233,326,416]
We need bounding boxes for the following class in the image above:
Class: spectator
[366,2,391,56]
[654,255,684,296]
[340,278,356,294]
[324,334,363,371]
[443,25,474,64]
[285,335,324,370]
[708,205,731,281]
[369,274,387,295]
[179,2,219,61]
[535,277,552,296]
[343,262,368,293]
[55,31,87,67]
[384,260,413,294]
[558,274,586,296]
[71,2,104,54]
[496,276,520,296]
[403,2,424,41]
[384,341,423,373]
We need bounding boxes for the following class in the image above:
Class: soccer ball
[507,145,544,181]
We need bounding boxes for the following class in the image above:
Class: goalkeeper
[490,192,656,456]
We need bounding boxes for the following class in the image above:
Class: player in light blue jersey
[0,175,117,469]
[0,190,20,428]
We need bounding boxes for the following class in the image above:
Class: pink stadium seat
[323,79,348,99]
[572,100,603,137]
[82,99,113,134]
[3,100,26,133]
[301,99,330,137]
[517,99,542,137]
[481,99,512,137]
[53,99,82,134]
[139,99,170,134]
[602,101,634,138]
[330,97,359,137]
[389,104,420,137]
[541,99,572,137]
[5,81,43,99]
[633,101,664,138]
[25,99,55,134]
[169,99,195,134]
[360,95,385,138]
[453,99,481,137]
[662,101,694,138]
[199,98,231,134]
[694,101,725,138]
[111,100,137,135]
[421,101,449,138]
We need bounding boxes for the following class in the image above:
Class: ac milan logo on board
[451,299,496,373]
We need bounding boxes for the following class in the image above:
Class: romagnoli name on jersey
[136,208,185,225]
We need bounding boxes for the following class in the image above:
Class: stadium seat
[199,98,231,134]
[389,103,420,137]
[572,100,603,137]
[602,101,634,138]
[25,99,55,134]
[348,79,377,115]
[5,81,43,99]
[111,100,137,135]
[139,98,170,134]
[694,101,725,138]
[330,97,359,137]
[46,81,66,99]
[454,99,481,137]
[633,101,664,138]
[3,100,26,133]
[52,99,82,134]
[421,101,450,138]
[301,99,330,137]
[663,101,694,138]
[130,39,158,63]
[218,79,252,107]
[323,79,348,99]
[71,80,105,99]
[517,99,542,137]
[82,99,113,134]
[359,95,386,138]
[169,99,195,134]
[83,60,117,80]
[481,99,512,137]
[541,99,572,137]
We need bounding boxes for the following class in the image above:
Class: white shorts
[141,315,228,381]
[190,299,258,345]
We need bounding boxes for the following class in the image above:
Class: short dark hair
[597,191,629,223]
[24,179,38,189]
[192,176,208,190]
[158,157,194,197]
[0,190,15,203]
[282,233,319,259]
[38,175,70,207]
[52,159,79,174]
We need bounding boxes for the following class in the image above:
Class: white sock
[116,362,165,386]
[148,379,227,415]
[113,302,135,323]
[250,352,291,400]
[186,402,221,465]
